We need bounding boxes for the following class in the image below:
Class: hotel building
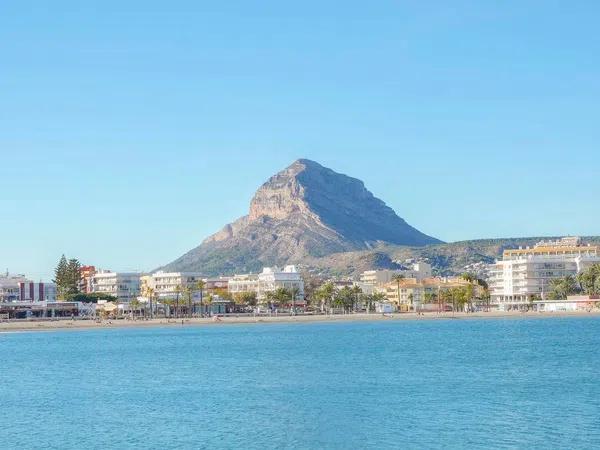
[360,262,433,286]
[91,271,142,301]
[228,265,304,301]
[141,271,205,300]
[0,274,56,303]
[489,237,600,306]
[381,276,480,311]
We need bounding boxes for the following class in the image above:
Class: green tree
[549,275,580,300]
[273,287,292,308]
[314,282,336,312]
[391,273,405,307]
[174,285,182,318]
[66,258,81,294]
[53,255,80,300]
[365,291,387,313]
[351,285,363,312]
[289,286,301,314]
[68,292,117,303]
[234,291,258,308]
[577,264,600,296]
[53,255,69,300]
[194,280,206,317]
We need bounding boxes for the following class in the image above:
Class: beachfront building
[141,271,205,301]
[381,276,481,311]
[227,273,259,296]
[79,265,96,293]
[360,262,433,287]
[91,271,141,301]
[204,277,229,292]
[228,266,304,301]
[0,274,27,302]
[19,281,56,302]
[489,237,600,308]
[0,273,57,303]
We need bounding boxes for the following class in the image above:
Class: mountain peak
[162,159,441,275]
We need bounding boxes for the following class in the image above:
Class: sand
[1,310,599,333]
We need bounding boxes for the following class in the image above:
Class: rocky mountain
[162,159,441,274]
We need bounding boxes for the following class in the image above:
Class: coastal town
[2,236,600,322]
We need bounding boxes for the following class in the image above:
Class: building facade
[0,274,27,302]
[19,281,56,302]
[489,237,600,307]
[228,266,304,301]
[91,271,142,301]
[381,276,480,311]
[360,263,433,286]
[141,271,205,300]
[79,265,96,293]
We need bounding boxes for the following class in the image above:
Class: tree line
[549,264,600,299]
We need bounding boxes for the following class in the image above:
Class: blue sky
[2,1,599,280]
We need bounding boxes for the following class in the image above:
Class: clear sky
[2,1,599,280]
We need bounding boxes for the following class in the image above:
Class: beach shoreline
[1,310,600,333]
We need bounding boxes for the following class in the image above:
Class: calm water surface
[1,317,600,449]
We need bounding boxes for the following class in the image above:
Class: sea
[1,317,599,449]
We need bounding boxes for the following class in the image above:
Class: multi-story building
[360,262,433,286]
[141,271,205,300]
[79,265,96,293]
[228,266,304,301]
[228,274,259,296]
[381,276,480,310]
[0,274,56,303]
[19,281,56,302]
[91,271,141,301]
[0,274,27,302]
[204,277,230,292]
[489,237,600,307]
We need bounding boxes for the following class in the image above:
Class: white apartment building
[142,271,205,300]
[360,262,433,286]
[228,266,304,301]
[228,274,259,296]
[0,274,27,302]
[19,281,56,302]
[489,237,600,307]
[0,274,57,303]
[91,271,141,301]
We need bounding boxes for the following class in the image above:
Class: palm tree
[391,273,405,309]
[272,287,292,309]
[439,289,452,313]
[183,286,193,319]
[550,275,580,300]
[174,285,182,318]
[351,285,363,312]
[145,287,155,319]
[194,280,206,317]
[130,298,141,320]
[315,282,336,313]
[204,293,214,316]
[577,264,600,296]
[289,286,301,315]
[365,291,386,313]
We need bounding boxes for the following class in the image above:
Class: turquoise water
[1,317,600,449]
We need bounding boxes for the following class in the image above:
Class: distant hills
[160,159,599,277]
[302,237,600,277]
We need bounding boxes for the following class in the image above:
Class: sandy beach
[1,310,600,333]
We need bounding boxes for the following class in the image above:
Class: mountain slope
[162,159,441,274]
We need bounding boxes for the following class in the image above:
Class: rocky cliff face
[162,159,441,275]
